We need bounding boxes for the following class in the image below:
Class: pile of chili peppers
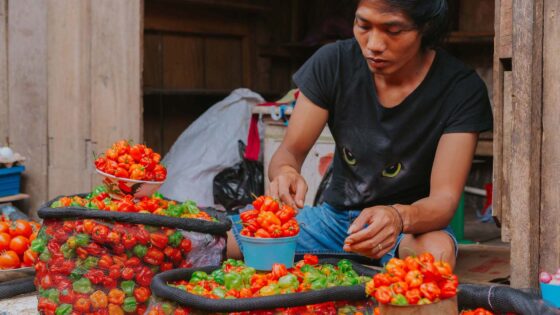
[34,218,195,315]
[147,254,374,315]
[239,196,299,238]
[365,253,458,307]
[50,185,216,222]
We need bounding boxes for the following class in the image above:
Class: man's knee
[398,231,456,267]
[226,230,243,260]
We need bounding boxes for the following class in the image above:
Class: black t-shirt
[293,38,493,210]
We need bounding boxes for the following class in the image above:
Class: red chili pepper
[374,286,392,304]
[260,197,279,213]
[98,255,113,270]
[121,267,135,280]
[419,282,441,301]
[59,289,77,304]
[243,219,259,233]
[150,233,169,249]
[391,281,409,295]
[102,276,117,289]
[405,288,421,304]
[303,254,319,265]
[240,209,259,222]
[92,225,109,243]
[180,238,192,253]
[271,263,288,280]
[136,266,154,287]
[122,234,138,249]
[84,269,105,284]
[267,224,283,238]
[160,262,173,271]
[136,228,150,245]
[133,287,151,303]
[439,280,457,299]
[405,270,424,288]
[252,196,266,211]
[125,257,141,268]
[254,228,271,238]
[281,219,300,237]
[240,228,253,237]
[277,204,297,223]
[163,246,182,263]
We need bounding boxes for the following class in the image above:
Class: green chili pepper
[240,267,256,285]
[191,285,205,296]
[92,185,108,196]
[83,256,99,269]
[185,200,200,214]
[391,294,409,306]
[223,259,243,267]
[166,204,184,217]
[41,288,59,304]
[55,304,72,315]
[224,272,243,290]
[50,200,62,208]
[60,243,75,259]
[122,297,137,313]
[161,302,174,315]
[320,264,336,276]
[70,201,81,207]
[72,278,92,294]
[278,274,299,289]
[133,244,148,258]
[259,284,280,296]
[121,280,136,296]
[300,264,314,273]
[69,266,88,281]
[190,271,209,284]
[337,259,353,273]
[210,269,225,285]
[103,197,112,206]
[152,192,164,199]
[75,233,90,246]
[30,238,47,253]
[211,287,226,299]
[85,201,98,209]
[39,250,51,262]
[310,275,327,290]
[168,231,183,248]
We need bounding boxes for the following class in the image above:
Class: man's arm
[268,92,329,207]
[395,132,478,234]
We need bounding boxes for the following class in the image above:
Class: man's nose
[366,28,386,53]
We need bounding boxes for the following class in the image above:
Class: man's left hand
[343,205,403,259]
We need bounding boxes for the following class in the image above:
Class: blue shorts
[230,202,458,266]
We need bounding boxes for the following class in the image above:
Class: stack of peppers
[50,185,217,222]
[239,195,299,238]
[33,218,194,315]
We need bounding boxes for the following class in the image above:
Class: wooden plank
[458,0,495,32]
[47,0,91,198]
[90,0,143,187]
[501,71,512,242]
[0,193,29,203]
[498,0,513,58]
[8,0,48,217]
[509,0,543,288]
[144,1,249,36]
[0,0,7,146]
[491,0,504,229]
[204,37,243,90]
[162,35,204,89]
[540,0,560,274]
[143,33,163,88]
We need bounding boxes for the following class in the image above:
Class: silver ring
[377,243,383,251]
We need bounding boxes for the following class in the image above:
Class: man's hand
[267,166,308,209]
[343,206,403,259]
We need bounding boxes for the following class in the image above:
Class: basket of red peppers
[147,255,378,314]
[366,253,459,315]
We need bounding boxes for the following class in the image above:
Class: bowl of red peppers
[238,196,300,270]
[94,140,167,199]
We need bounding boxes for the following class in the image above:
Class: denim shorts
[230,202,458,266]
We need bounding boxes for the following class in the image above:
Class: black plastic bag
[213,140,263,213]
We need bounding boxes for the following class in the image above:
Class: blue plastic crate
[0,165,25,197]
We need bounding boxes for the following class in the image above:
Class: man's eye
[356,23,369,30]
[387,28,403,35]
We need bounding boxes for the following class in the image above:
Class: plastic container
[96,168,163,199]
[540,282,560,308]
[0,165,25,197]
[239,234,298,270]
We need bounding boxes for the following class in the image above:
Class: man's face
[353,0,423,76]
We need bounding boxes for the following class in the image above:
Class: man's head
[353,0,448,75]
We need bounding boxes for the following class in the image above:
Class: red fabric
[244,114,260,161]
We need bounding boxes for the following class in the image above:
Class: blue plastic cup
[540,282,560,308]
[239,234,298,271]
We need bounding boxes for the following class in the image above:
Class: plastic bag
[213,141,263,213]
[159,89,264,207]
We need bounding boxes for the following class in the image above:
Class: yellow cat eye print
[382,162,402,178]
[342,147,357,166]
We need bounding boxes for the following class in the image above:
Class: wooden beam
[8,0,48,217]
[90,0,143,187]
[509,0,543,288]
[498,0,512,59]
[540,0,560,273]
[0,0,7,146]
[47,0,92,197]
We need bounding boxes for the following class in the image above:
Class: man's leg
[227,230,243,259]
[398,231,457,268]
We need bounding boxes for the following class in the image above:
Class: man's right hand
[267,166,308,209]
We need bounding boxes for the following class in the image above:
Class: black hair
[358,0,449,48]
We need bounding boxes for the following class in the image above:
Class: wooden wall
[0,0,142,217]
